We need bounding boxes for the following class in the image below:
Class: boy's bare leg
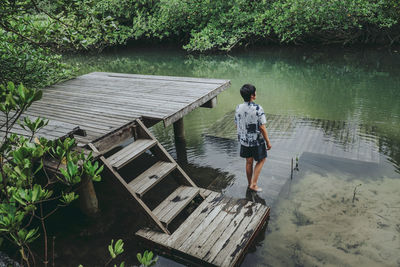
[245,157,254,186]
[250,158,266,189]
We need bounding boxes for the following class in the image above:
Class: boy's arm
[260,124,272,150]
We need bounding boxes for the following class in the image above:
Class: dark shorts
[240,142,267,161]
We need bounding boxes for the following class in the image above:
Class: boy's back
[235,102,267,147]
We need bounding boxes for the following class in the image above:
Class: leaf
[108,239,116,259]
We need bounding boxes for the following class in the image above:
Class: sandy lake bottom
[245,154,400,267]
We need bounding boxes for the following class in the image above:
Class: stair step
[153,186,199,226]
[128,161,177,197]
[107,139,156,169]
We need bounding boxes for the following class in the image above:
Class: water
[57,46,400,266]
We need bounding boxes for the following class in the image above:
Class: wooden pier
[2,72,271,266]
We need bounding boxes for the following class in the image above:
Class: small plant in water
[137,250,158,267]
[79,239,125,267]
[352,184,362,203]
[294,154,300,171]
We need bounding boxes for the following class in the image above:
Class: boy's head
[240,84,256,102]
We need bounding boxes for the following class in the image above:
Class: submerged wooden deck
[136,189,270,267]
[20,72,230,144]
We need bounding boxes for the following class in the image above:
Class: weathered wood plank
[180,198,238,252]
[165,192,223,247]
[175,197,233,251]
[212,205,269,266]
[107,139,156,169]
[203,202,263,264]
[128,161,177,196]
[189,199,248,259]
[153,186,199,225]
[86,71,230,84]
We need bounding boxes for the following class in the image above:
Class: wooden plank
[180,198,238,252]
[153,186,199,225]
[165,192,223,247]
[203,202,263,263]
[128,161,177,197]
[23,110,117,132]
[49,83,216,101]
[86,71,230,85]
[212,205,270,266]
[30,101,135,123]
[173,197,233,250]
[92,122,137,154]
[200,188,215,198]
[27,105,129,128]
[42,89,190,110]
[189,199,248,259]
[37,92,177,119]
[107,139,157,169]
[67,78,224,93]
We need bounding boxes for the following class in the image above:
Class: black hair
[240,84,256,102]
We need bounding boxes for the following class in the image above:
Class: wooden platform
[136,189,270,267]
[22,72,229,145]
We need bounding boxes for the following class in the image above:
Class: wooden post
[201,97,217,108]
[78,177,99,216]
[173,118,188,164]
[291,158,293,180]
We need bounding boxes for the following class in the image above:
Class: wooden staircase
[88,119,202,235]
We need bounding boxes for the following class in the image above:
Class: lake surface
[60,46,400,266]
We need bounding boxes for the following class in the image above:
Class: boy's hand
[266,141,272,150]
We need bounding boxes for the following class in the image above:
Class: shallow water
[57,46,400,266]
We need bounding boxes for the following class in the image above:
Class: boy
[235,84,272,192]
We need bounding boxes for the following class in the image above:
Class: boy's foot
[249,186,262,192]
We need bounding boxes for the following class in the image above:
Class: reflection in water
[61,47,400,266]
[246,189,267,206]
[206,110,400,170]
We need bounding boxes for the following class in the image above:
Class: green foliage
[0,30,74,89]
[137,250,158,267]
[108,239,124,259]
[0,0,133,89]
[131,0,400,50]
[0,82,103,265]
[0,0,132,52]
[266,0,400,44]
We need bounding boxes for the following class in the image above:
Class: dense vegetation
[1,0,399,88]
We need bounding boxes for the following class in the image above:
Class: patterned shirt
[234,102,267,147]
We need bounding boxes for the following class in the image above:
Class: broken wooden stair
[89,119,202,234]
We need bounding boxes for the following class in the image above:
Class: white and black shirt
[234,102,267,147]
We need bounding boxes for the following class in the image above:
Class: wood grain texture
[2,72,230,146]
[136,189,271,267]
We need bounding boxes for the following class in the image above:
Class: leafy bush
[266,0,400,44]
[130,0,400,51]
[0,30,74,89]
[0,82,103,266]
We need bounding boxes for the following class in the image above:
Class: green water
[62,46,400,266]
